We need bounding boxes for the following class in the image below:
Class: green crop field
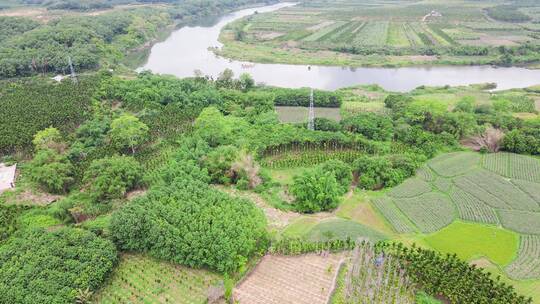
[94,254,222,303]
[370,151,540,283]
[506,235,540,280]
[393,192,455,233]
[424,221,519,266]
[218,0,540,67]
[387,178,432,199]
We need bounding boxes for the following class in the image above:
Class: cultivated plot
[233,253,342,304]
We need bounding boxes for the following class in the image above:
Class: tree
[318,160,352,195]
[290,167,341,213]
[203,145,239,184]
[341,113,393,141]
[0,228,117,304]
[111,159,267,273]
[216,68,235,88]
[28,149,74,193]
[32,127,64,152]
[453,96,475,113]
[239,73,254,91]
[83,155,142,201]
[108,114,148,154]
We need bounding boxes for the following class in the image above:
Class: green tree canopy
[290,167,341,213]
[0,228,117,304]
[108,113,149,154]
[83,155,142,201]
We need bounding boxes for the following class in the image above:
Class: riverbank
[215,37,540,69]
[213,0,540,70]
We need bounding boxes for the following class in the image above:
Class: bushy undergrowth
[111,140,268,273]
[0,228,117,304]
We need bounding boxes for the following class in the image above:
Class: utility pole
[308,88,315,130]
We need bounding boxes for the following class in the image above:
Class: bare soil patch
[308,21,334,31]
[234,253,343,304]
[6,189,62,206]
[256,31,285,40]
[218,187,301,229]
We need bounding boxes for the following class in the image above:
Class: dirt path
[217,186,336,229]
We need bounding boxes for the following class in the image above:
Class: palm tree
[76,288,93,304]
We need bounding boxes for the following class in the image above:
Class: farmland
[217,0,540,67]
[233,253,343,304]
[94,254,222,303]
[368,150,540,288]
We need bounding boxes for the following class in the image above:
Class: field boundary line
[326,257,347,304]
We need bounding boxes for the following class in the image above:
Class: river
[140,2,540,92]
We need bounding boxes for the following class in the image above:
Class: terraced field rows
[303,21,347,42]
[393,192,455,233]
[354,21,389,46]
[428,152,480,177]
[372,197,416,233]
[453,176,509,209]
[513,179,540,203]
[506,235,540,280]
[375,152,540,233]
[508,153,540,183]
[483,153,540,183]
[482,152,509,177]
[416,165,435,182]
[387,22,410,47]
[462,169,539,212]
[432,177,452,193]
[499,210,540,235]
[449,188,499,225]
[388,178,431,198]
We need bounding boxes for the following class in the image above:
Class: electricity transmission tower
[308,88,315,130]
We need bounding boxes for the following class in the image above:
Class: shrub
[314,117,341,132]
[28,149,74,193]
[266,87,342,107]
[353,154,425,190]
[203,145,239,184]
[32,127,64,152]
[111,160,267,273]
[341,113,393,141]
[0,228,117,304]
[290,167,341,213]
[318,159,352,195]
[83,155,142,201]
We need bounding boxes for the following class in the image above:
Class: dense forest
[0,0,275,78]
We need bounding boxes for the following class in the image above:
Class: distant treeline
[0,0,275,78]
[486,5,531,23]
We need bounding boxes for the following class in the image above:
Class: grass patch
[281,216,319,238]
[424,221,519,266]
[269,167,306,185]
[337,192,395,235]
[306,218,387,242]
